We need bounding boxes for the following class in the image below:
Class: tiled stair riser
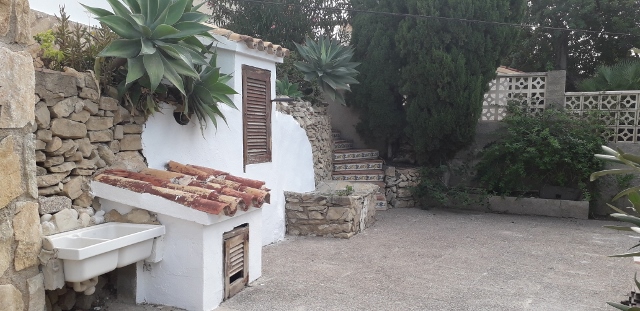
[332,174,385,182]
[333,162,383,171]
[333,151,379,161]
[334,141,354,150]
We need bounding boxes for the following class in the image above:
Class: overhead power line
[230,0,640,37]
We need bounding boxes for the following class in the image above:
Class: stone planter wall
[33,69,150,236]
[276,100,332,185]
[284,181,377,238]
[384,166,419,209]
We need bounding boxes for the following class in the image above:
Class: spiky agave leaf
[82,0,215,113]
[294,36,359,105]
[182,51,238,133]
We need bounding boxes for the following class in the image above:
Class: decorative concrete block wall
[384,166,419,209]
[284,181,377,238]
[277,100,332,185]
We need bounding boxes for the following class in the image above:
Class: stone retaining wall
[276,100,332,185]
[284,181,377,238]
[0,8,45,308]
[32,69,157,310]
[33,69,149,236]
[384,166,419,208]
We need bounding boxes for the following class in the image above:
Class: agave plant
[294,36,359,105]
[591,146,640,310]
[179,51,237,132]
[275,76,303,98]
[82,0,214,115]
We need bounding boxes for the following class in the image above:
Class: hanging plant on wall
[82,0,237,130]
[294,36,360,105]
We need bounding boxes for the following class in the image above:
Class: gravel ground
[107,208,637,311]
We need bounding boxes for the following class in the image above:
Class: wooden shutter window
[242,65,272,168]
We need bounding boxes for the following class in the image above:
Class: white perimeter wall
[141,38,316,246]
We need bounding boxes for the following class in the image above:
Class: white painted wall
[141,37,316,246]
[98,198,262,311]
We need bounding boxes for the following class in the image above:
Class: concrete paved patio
[108,208,638,311]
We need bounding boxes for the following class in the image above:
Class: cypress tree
[347,0,407,156]
[396,0,525,164]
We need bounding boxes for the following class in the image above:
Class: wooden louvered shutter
[242,65,272,168]
[223,225,249,300]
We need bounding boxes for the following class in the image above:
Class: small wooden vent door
[223,225,249,300]
[242,65,272,168]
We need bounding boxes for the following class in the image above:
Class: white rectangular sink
[45,223,165,282]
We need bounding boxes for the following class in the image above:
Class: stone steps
[331,129,387,210]
[333,159,384,172]
[333,139,353,150]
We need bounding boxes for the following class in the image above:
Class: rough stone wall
[0,0,31,45]
[276,100,332,185]
[284,182,377,238]
[33,69,149,236]
[384,166,419,209]
[0,8,46,310]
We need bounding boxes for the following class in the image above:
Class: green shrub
[578,59,640,91]
[475,100,607,199]
[82,0,237,131]
[275,76,303,98]
[276,51,321,103]
[412,165,488,209]
[33,30,65,69]
[34,6,117,75]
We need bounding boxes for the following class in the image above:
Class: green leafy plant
[578,60,640,91]
[475,100,607,199]
[276,51,321,103]
[33,30,65,69]
[335,185,354,196]
[178,50,237,131]
[413,165,489,209]
[294,36,360,105]
[275,76,303,98]
[590,146,640,310]
[82,0,236,130]
[34,6,117,74]
[617,174,636,192]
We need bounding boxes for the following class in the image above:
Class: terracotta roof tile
[93,162,270,217]
[204,23,290,58]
